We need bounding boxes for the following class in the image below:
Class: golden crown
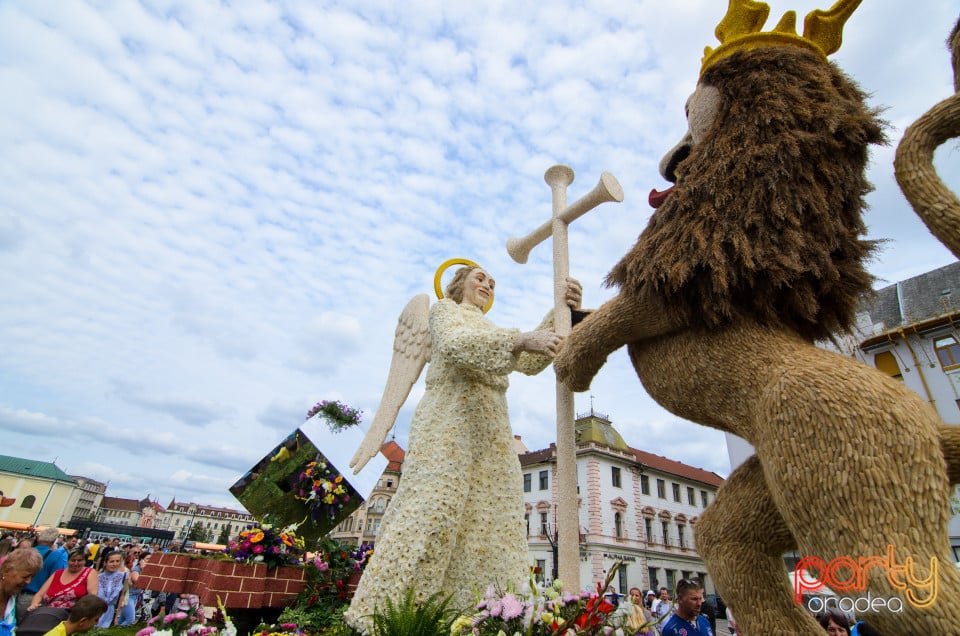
[700,0,862,77]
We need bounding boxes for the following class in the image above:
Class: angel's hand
[565,277,583,311]
[514,329,562,357]
[349,435,382,474]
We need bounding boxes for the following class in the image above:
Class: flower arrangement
[253,622,306,636]
[451,564,660,636]
[278,538,368,634]
[306,399,362,432]
[224,523,305,569]
[136,610,212,636]
[293,457,352,522]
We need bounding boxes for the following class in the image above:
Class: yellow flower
[450,616,474,635]
[323,493,335,504]
[334,486,345,495]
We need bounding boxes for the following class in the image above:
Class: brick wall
[138,553,307,609]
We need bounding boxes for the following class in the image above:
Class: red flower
[574,597,615,630]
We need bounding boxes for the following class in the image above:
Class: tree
[217,523,233,545]
[186,522,210,542]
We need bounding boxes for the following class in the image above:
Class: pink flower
[136,627,157,636]
[281,624,298,630]
[501,594,524,620]
[253,544,264,553]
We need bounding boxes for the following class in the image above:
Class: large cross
[507,165,623,590]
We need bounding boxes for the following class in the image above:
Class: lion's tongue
[648,185,675,209]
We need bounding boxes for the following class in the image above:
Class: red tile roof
[518,443,724,488]
[100,496,142,512]
[630,449,724,488]
[380,441,405,472]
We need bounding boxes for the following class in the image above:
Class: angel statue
[343,258,582,633]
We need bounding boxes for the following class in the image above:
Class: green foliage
[186,523,211,542]
[278,537,363,633]
[370,588,458,636]
[217,523,233,545]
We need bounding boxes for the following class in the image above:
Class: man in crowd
[652,586,674,631]
[660,578,714,636]
[18,528,67,616]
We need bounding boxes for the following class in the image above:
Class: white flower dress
[344,299,553,633]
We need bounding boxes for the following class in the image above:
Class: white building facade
[521,413,723,595]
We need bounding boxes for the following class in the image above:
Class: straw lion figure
[555,3,960,633]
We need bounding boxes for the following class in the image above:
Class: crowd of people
[599,577,885,636]
[0,528,193,636]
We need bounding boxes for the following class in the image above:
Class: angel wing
[349,293,431,474]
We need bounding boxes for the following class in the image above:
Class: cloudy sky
[2,0,959,514]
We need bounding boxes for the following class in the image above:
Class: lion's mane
[606,47,886,341]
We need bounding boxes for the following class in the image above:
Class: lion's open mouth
[648,185,675,209]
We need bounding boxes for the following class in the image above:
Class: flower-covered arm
[514,309,558,376]
[430,300,520,376]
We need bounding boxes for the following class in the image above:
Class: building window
[641,475,650,495]
[656,479,666,499]
[539,470,549,490]
[612,466,622,488]
[20,495,36,509]
[665,569,676,591]
[645,518,653,543]
[372,519,380,535]
[536,559,546,583]
[678,524,686,548]
[672,483,681,502]
[614,512,623,538]
[701,490,709,507]
[662,521,670,546]
[540,512,549,536]
[386,479,394,488]
[619,564,628,594]
[523,473,532,493]
[375,498,385,513]
[649,567,659,590]
[874,350,903,380]
[935,336,960,370]
[687,487,695,506]
[525,514,530,536]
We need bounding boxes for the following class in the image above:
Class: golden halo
[433,258,493,313]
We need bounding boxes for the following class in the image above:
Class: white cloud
[0,0,957,512]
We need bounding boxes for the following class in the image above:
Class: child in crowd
[42,595,107,636]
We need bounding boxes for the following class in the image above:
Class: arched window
[375,498,385,513]
[20,495,35,509]
[614,512,623,538]
[935,336,960,370]
[874,350,903,380]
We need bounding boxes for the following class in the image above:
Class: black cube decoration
[230,428,363,544]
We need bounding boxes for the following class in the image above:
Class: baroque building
[0,455,77,528]
[520,412,722,595]
[329,418,722,596]
[329,440,404,546]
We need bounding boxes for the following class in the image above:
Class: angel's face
[462,268,495,310]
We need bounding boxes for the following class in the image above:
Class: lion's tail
[894,17,960,259]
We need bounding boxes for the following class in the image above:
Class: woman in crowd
[95,552,129,628]
[0,537,14,568]
[27,549,98,611]
[0,548,42,636]
[117,549,144,625]
[820,609,851,635]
